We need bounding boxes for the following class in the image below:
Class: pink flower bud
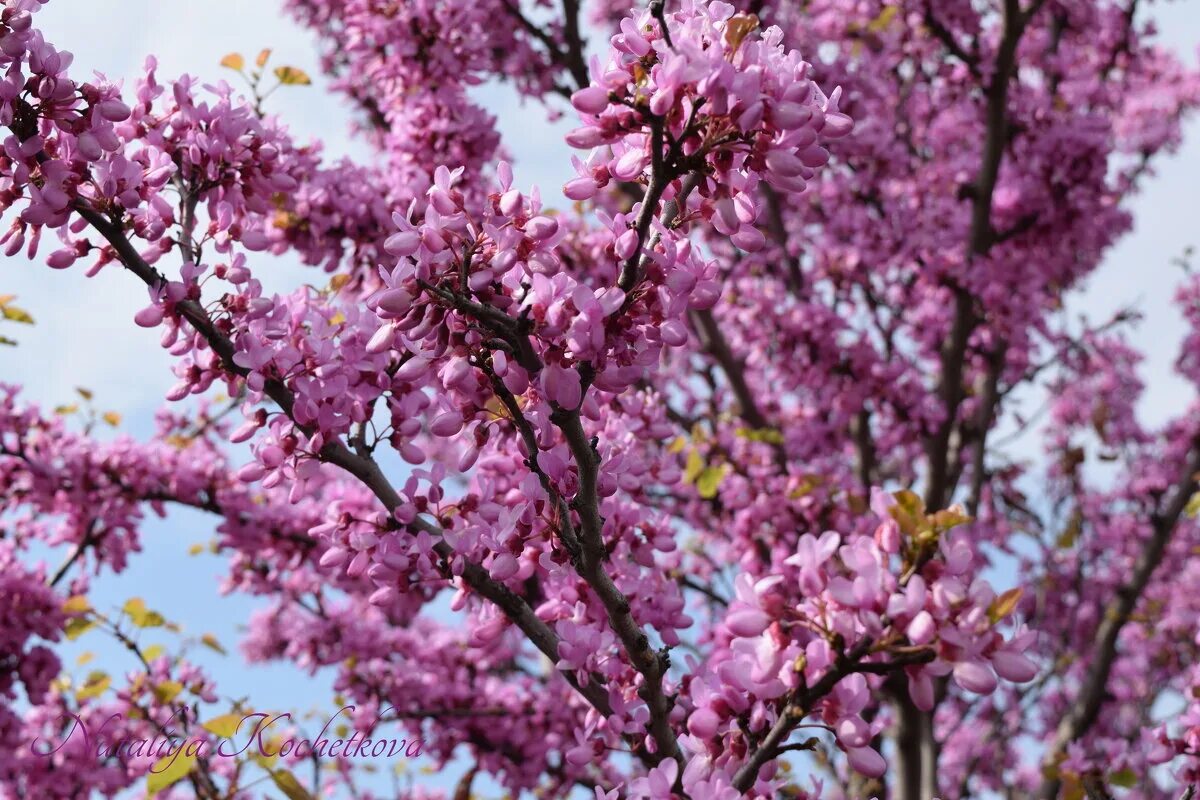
[319,547,349,568]
[823,112,854,138]
[430,411,463,437]
[229,418,260,443]
[566,126,606,149]
[765,149,805,177]
[836,717,871,748]
[610,149,645,181]
[96,98,131,121]
[489,553,520,581]
[384,230,420,257]
[377,288,414,316]
[846,746,886,778]
[564,176,598,201]
[526,215,559,241]
[366,323,395,354]
[907,669,935,711]
[660,319,689,347]
[134,304,164,328]
[570,86,609,115]
[500,189,523,216]
[953,660,998,694]
[614,228,640,260]
[369,586,398,606]
[906,610,936,645]
[992,651,1038,683]
[393,357,429,383]
[237,462,266,483]
[687,708,720,739]
[726,608,769,638]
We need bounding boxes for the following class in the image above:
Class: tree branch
[1036,438,1200,800]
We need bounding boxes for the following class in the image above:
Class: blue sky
[2,1,1199,797]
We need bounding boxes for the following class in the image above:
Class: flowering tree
[1,0,1200,797]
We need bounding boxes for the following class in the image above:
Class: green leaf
[146,750,197,795]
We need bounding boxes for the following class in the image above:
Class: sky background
[2,1,1199,797]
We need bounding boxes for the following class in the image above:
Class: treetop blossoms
[1,0,1200,798]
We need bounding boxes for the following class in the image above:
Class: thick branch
[1036,441,1200,799]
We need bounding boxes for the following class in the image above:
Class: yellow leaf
[931,506,972,533]
[143,644,165,661]
[62,595,91,614]
[76,651,94,666]
[220,53,245,71]
[146,751,197,795]
[153,680,184,704]
[683,449,704,484]
[75,387,93,400]
[202,713,243,738]
[187,543,205,556]
[54,404,79,415]
[102,411,121,427]
[274,66,312,86]
[328,311,346,326]
[1109,768,1137,788]
[1,305,33,324]
[0,294,15,306]
[329,273,352,293]
[252,736,283,768]
[255,48,272,68]
[890,489,926,536]
[65,617,97,640]
[989,587,1023,623]
[866,4,899,34]
[270,769,316,800]
[735,427,785,445]
[1185,491,1200,519]
[123,598,165,628]
[723,13,759,54]
[696,465,729,499]
[76,671,110,701]
[666,436,687,454]
[201,633,227,655]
